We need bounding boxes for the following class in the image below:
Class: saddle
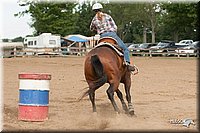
[95,37,124,56]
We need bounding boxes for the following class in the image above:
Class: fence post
[186,53,189,58]
[149,50,152,58]
[197,48,199,58]
[14,47,17,58]
[177,48,180,58]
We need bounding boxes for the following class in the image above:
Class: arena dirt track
[2,56,198,131]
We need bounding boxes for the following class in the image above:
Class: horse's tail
[91,55,104,77]
[78,55,107,101]
[91,54,107,86]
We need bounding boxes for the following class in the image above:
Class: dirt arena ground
[2,56,198,132]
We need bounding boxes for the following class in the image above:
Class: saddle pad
[94,42,124,56]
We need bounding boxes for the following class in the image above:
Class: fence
[1,47,89,58]
[1,46,200,58]
[130,48,200,58]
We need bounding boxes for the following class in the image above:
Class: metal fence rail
[130,48,200,58]
[1,47,90,58]
[1,46,200,58]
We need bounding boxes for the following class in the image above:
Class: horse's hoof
[115,112,120,116]
[129,110,135,116]
[116,110,120,114]
[125,111,129,114]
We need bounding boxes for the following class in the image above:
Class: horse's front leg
[106,83,120,113]
[126,90,134,115]
[124,79,135,116]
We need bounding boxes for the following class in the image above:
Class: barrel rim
[19,73,51,80]
[19,88,50,91]
[18,103,49,106]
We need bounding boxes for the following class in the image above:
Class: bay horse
[80,37,137,116]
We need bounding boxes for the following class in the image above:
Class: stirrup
[123,61,139,75]
[127,64,135,71]
[132,65,139,75]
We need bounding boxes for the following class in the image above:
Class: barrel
[18,73,51,121]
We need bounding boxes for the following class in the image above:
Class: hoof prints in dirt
[98,120,110,130]
[78,116,110,130]
[4,105,18,121]
[3,104,19,129]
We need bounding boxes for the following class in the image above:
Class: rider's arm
[90,18,97,31]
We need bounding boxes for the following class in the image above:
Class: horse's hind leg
[106,83,120,113]
[116,89,128,113]
[89,89,96,112]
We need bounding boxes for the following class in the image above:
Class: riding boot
[127,64,135,71]
[126,62,135,71]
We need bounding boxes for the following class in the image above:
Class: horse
[80,37,137,116]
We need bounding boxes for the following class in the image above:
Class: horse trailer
[23,33,61,55]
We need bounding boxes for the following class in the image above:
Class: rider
[90,3,136,71]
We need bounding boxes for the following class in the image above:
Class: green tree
[74,3,94,36]
[15,1,198,43]
[31,3,78,36]
[103,3,143,43]
[16,2,79,37]
[12,37,24,42]
[2,39,9,42]
[103,3,160,43]
[160,3,197,42]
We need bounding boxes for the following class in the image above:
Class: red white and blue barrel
[18,73,51,121]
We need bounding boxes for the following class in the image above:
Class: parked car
[125,43,134,47]
[150,40,186,55]
[175,41,200,55]
[192,41,200,47]
[175,46,196,55]
[128,43,141,52]
[176,40,193,46]
[135,43,157,52]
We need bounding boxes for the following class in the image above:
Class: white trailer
[23,33,61,55]
[24,33,61,48]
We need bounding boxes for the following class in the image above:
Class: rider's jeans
[100,31,130,63]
